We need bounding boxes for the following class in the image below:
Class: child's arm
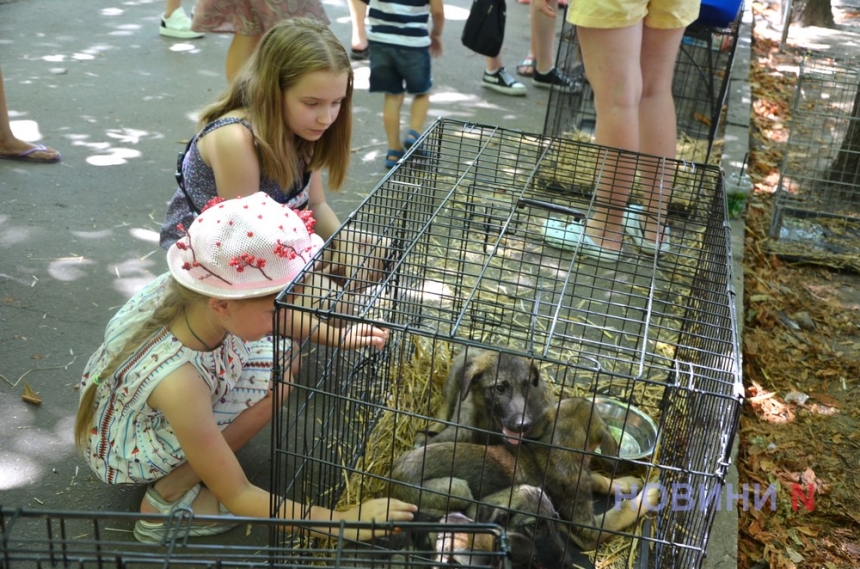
[196,120,263,200]
[429,0,445,57]
[283,304,390,351]
[150,365,416,540]
[306,170,341,241]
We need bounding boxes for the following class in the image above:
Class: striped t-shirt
[367,0,432,49]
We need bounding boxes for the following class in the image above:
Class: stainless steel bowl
[593,396,658,460]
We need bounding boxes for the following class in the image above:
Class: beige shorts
[567,0,700,30]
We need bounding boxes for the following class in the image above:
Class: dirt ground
[737,2,860,567]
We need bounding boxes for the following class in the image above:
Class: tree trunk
[791,0,835,28]
[826,86,860,187]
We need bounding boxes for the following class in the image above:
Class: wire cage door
[0,507,509,568]
[271,119,742,568]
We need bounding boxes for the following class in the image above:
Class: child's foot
[140,483,223,517]
[385,149,405,168]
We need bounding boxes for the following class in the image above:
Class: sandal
[542,218,623,263]
[622,205,671,255]
[133,483,236,543]
[385,149,405,169]
[404,129,426,157]
[351,46,370,61]
[516,56,535,77]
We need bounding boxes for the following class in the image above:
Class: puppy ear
[599,424,620,457]
[473,503,511,527]
[529,360,541,387]
[458,350,487,402]
[506,532,538,567]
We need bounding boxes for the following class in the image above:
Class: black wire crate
[272,119,742,569]
[767,54,860,270]
[543,17,741,164]
[0,507,508,568]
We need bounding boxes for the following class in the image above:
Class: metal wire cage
[767,54,860,269]
[0,507,508,568]
[272,119,742,568]
[543,19,741,164]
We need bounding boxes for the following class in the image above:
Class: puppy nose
[516,417,533,433]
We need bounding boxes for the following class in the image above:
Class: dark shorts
[368,42,432,95]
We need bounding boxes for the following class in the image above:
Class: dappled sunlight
[443,4,469,19]
[71,229,113,240]
[129,227,160,245]
[0,453,43,491]
[48,257,96,282]
[430,91,485,104]
[8,119,46,143]
[100,7,124,16]
[87,148,142,166]
[110,257,160,299]
[169,43,200,53]
[106,128,160,145]
[64,127,164,165]
[353,66,370,91]
[0,218,36,248]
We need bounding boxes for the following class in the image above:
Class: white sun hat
[166,192,324,299]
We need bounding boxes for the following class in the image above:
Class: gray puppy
[392,397,656,551]
[424,348,556,446]
[432,485,576,569]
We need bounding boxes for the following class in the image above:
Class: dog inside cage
[272,119,741,569]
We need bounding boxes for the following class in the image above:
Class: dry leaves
[738,5,860,567]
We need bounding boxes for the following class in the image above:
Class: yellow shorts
[567,0,701,30]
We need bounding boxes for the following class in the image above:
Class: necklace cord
[185,312,219,352]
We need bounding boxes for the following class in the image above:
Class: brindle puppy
[423,348,556,447]
[392,398,657,551]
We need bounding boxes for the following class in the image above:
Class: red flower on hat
[295,209,316,233]
[201,197,226,212]
[229,253,272,280]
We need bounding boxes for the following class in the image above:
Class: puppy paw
[610,475,643,494]
[642,485,661,509]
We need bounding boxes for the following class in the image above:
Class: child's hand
[534,0,556,18]
[342,323,390,351]
[430,36,442,58]
[336,498,417,541]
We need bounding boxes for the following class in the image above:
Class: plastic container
[694,0,744,28]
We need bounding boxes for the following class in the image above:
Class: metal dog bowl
[593,396,658,460]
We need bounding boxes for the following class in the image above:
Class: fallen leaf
[808,393,842,408]
[22,382,42,405]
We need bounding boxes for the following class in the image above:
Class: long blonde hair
[73,279,208,453]
[198,18,354,191]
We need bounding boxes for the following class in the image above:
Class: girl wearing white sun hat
[74,193,414,543]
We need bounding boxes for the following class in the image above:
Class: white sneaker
[160,7,204,39]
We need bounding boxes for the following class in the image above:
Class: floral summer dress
[78,273,274,485]
[191,0,329,36]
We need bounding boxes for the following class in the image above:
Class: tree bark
[827,86,860,187]
[790,0,835,28]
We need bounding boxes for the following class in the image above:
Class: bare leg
[383,92,405,153]
[141,383,289,515]
[531,0,558,75]
[637,26,685,242]
[164,0,181,17]
[226,34,261,83]
[0,68,60,161]
[348,0,369,51]
[409,93,430,135]
[576,24,644,251]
